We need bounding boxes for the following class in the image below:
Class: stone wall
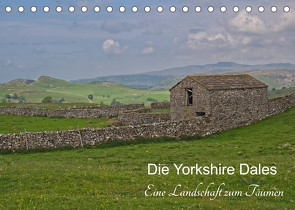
[170,77,211,121]
[1,93,295,151]
[118,112,170,125]
[151,102,170,110]
[209,87,269,130]
[268,94,295,116]
[0,117,211,150]
[118,108,170,125]
[169,76,271,129]
[120,108,152,114]
[0,104,144,118]
[208,93,295,132]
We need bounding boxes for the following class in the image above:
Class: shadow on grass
[0,134,203,155]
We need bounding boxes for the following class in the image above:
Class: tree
[111,98,122,106]
[272,88,276,91]
[88,94,94,101]
[1,99,6,103]
[11,93,18,99]
[54,98,65,104]
[4,94,11,99]
[146,97,158,102]
[18,96,26,103]
[41,96,53,103]
[282,87,286,90]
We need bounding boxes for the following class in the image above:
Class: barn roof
[170,74,268,91]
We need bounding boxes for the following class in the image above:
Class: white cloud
[17,65,28,69]
[5,59,12,66]
[102,39,128,55]
[142,47,155,55]
[274,12,295,32]
[187,31,235,50]
[230,11,268,34]
[146,41,153,45]
[242,37,252,45]
[173,37,182,45]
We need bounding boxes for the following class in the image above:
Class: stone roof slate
[186,74,267,90]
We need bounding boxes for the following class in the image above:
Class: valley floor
[0,107,294,209]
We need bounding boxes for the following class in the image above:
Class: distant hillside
[72,62,295,89]
[151,69,295,91]
[2,66,295,104]
[73,75,173,89]
[0,76,169,104]
[144,62,295,76]
[249,70,295,89]
[150,76,185,90]
[268,86,295,98]
[1,72,295,105]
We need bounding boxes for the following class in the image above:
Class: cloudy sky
[0,0,294,83]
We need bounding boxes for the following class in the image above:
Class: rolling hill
[249,70,295,89]
[72,75,173,89]
[0,76,169,104]
[72,62,295,89]
[1,68,295,104]
[151,70,295,91]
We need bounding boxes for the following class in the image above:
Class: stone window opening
[186,88,193,106]
[196,112,206,117]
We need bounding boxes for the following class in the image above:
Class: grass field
[0,76,169,105]
[0,107,294,208]
[0,103,106,109]
[250,70,295,90]
[0,115,114,134]
[1,75,294,106]
[268,87,295,98]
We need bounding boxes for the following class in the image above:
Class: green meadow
[0,103,106,109]
[0,115,114,134]
[0,75,294,106]
[0,107,294,209]
[0,76,169,105]
[268,87,295,99]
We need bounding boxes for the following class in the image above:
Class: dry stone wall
[118,112,170,125]
[268,94,295,116]
[151,102,170,110]
[118,107,170,125]
[209,87,269,131]
[209,93,295,132]
[0,104,144,118]
[1,94,295,151]
[0,117,211,150]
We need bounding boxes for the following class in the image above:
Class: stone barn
[170,74,269,127]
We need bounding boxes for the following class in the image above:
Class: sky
[0,0,294,83]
